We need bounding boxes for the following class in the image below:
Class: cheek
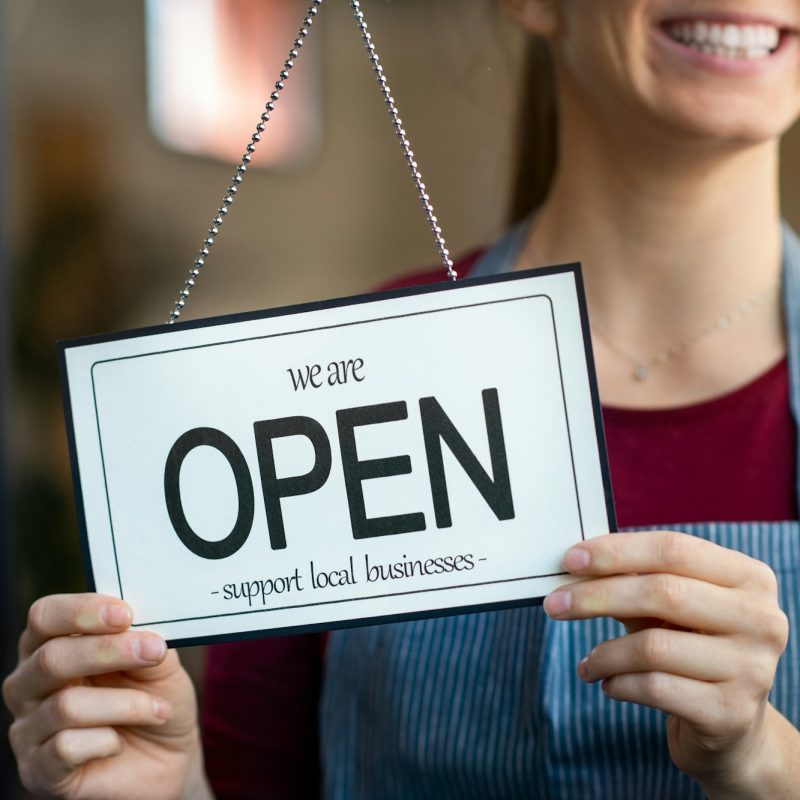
[557,33,644,120]
[554,6,647,115]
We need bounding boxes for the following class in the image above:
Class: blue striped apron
[320,225,800,799]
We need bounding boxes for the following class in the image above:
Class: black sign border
[59,263,618,648]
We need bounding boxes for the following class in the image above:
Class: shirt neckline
[602,356,788,424]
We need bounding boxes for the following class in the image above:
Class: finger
[601,672,734,734]
[578,628,741,684]
[20,594,133,658]
[9,632,167,702]
[544,573,750,633]
[562,532,766,589]
[33,727,123,790]
[25,686,172,747]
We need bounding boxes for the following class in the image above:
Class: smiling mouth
[662,19,784,59]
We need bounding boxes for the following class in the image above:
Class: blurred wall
[7,0,523,607]
[5,6,523,794]
[2,0,15,795]
[10,0,523,319]
[4,3,800,795]
[786,116,800,225]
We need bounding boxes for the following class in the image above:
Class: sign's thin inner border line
[91,293,561,366]
[132,570,569,627]
[90,292,586,625]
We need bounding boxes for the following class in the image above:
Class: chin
[647,89,800,148]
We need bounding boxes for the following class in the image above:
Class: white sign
[60,266,616,646]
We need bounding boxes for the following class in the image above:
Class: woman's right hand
[2,593,213,800]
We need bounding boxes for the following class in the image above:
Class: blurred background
[2,1,800,797]
[2,1,526,795]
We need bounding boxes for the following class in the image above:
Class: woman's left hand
[544,531,797,799]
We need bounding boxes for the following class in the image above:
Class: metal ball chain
[350,0,456,282]
[167,0,456,325]
[166,0,324,324]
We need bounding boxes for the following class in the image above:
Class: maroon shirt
[202,256,797,799]
[605,358,797,527]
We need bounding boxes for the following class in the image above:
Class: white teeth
[666,19,782,59]
[762,26,780,48]
[695,20,710,42]
[722,23,741,48]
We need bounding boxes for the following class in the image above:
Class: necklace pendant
[633,365,649,382]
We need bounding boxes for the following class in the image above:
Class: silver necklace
[591,287,773,381]
[166,0,456,325]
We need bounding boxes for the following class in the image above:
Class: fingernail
[153,698,173,720]
[102,604,132,628]
[134,637,166,663]
[544,590,573,616]
[577,656,589,680]
[564,547,591,572]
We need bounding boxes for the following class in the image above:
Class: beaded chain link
[167,0,455,325]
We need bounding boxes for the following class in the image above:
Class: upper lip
[658,10,798,33]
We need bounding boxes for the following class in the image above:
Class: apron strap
[469,219,529,278]
[781,223,800,507]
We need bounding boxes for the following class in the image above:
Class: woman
[4,0,800,797]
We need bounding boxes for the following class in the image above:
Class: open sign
[60,266,615,646]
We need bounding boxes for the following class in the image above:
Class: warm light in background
[146,0,322,166]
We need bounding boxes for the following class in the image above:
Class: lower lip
[652,24,797,76]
